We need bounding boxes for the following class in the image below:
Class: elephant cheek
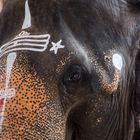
[0,59,65,139]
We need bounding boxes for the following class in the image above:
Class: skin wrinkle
[60,19,122,94]
[59,1,137,139]
[0,0,140,140]
[97,0,121,21]
[59,18,91,72]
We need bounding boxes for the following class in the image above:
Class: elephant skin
[0,0,140,140]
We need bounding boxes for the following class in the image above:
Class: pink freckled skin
[0,54,65,140]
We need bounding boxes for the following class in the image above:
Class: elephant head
[0,0,140,140]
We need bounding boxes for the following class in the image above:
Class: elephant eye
[63,65,83,84]
[68,68,81,82]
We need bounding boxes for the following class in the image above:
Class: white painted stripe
[0,47,48,58]
[0,32,51,58]
[0,53,17,131]
[0,88,16,99]
[1,33,50,50]
[22,0,32,29]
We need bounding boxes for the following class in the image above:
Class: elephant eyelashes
[68,70,81,82]
[63,65,83,84]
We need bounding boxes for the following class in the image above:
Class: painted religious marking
[0,31,65,58]
[50,40,65,54]
[0,53,17,130]
[0,88,16,99]
[0,0,65,131]
[22,0,32,29]
[0,31,51,58]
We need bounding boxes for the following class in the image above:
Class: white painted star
[50,40,65,54]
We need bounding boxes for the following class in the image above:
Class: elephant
[0,0,140,140]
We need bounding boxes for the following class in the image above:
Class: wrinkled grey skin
[0,0,140,140]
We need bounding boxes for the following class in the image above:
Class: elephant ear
[124,0,140,139]
[135,39,140,136]
[135,53,140,140]
[129,0,140,139]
